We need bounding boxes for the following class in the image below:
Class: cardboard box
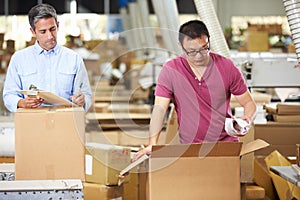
[85,131,120,145]
[83,182,123,200]
[15,107,85,180]
[85,143,131,185]
[265,150,300,199]
[145,140,268,200]
[254,122,300,157]
[123,172,139,200]
[239,126,255,183]
[244,31,269,52]
[253,156,279,200]
[119,130,149,146]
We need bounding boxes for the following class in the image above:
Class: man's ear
[178,41,182,48]
[30,27,36,36]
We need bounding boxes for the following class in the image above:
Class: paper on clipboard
[20,90,77,107]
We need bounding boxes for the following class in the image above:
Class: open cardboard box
[143,139,269,200]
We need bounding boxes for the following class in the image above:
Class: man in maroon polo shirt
[134,20,257,160]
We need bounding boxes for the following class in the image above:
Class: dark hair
[178,20,210,43]
[28,3,57,31]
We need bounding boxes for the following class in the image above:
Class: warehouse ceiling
[0,0,197,15]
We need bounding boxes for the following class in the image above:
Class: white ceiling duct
[193,0,231,58]
[283,0,300,64]
[119,7,135,50]
[138,0,156,48]
[151,0,177,54]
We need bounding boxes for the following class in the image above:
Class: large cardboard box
[83,182,123,200]
[85,143,131,185]
[254,122,300,157]
[15,107,85,180]
[145,140,268,200]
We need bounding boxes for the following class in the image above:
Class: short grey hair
[28,3,57,31]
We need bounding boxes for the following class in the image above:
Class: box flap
[240,139,269,156]
[151,142,242,158]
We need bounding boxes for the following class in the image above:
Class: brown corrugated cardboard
[85,143,131,185]
[277,103,300,115]
[83,182,123,200]
[119,130,149,146]
[254,122,300,157]
[240,127,255,183]
[245,31,269,52]
[253,156,279,200]
[85,131,119,145]
[264,150,300,200]
[273,114,300,122]
[15,107,85,180]
[245,185,265,200]
[145,140,269,200]
[123,172,139,200]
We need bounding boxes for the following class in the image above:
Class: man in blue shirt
[3,3,92,112]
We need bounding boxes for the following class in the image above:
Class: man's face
[181,35,210,68]
[30,17,58,51]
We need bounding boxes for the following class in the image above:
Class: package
[14,107,85,180]
[254,123,300,157]
[83,182,123,200]
[253,156,279,200]
[144,139,268,200]
[264,150,300,199]
[85,143,131,185]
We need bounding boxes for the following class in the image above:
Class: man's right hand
[18,97,44,109]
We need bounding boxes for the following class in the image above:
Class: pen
[79,82,83,92]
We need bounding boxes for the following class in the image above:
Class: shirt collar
[34,41,60,55]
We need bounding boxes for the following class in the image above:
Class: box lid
[151,139,269,158]
[151,142,243,158]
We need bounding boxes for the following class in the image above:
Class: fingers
[71,93,85,106]
[19,97,44,108]
[132,145,152,162]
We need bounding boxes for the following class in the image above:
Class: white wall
[214,0,286,29]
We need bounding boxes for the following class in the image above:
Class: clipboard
[20,90,77,107]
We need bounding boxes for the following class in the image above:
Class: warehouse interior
[0,0,300,199]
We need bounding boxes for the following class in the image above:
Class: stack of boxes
[14,105,137,199]
[84,143,131,199]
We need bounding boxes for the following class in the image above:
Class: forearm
[243,101,257,123]
[148,104,168,145]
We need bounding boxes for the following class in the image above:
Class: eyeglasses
[181,43,210,57]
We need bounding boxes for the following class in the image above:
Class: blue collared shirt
[3,42,92,112]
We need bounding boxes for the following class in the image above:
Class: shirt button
[198,82,201,86]
[195,77,197,79]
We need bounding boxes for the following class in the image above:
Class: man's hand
[132,145,152,162]
[70,93,85,107]
[18,97,44,109]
